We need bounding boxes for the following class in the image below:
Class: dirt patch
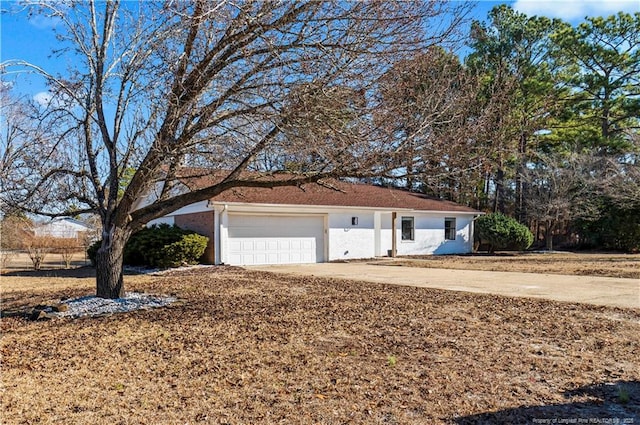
[388,252,640,279]
[1,268,639,424]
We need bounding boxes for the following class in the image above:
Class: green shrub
[125,224,182,266]
[476,213,533,252]
[87,224,209,268]
[510,223,535,251]
[155,234,209,268]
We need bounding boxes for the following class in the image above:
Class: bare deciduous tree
[597,156,640,209]
[1,1,472,298]
[375,46,515,209]
[51,238,82,269]
[522,152,602,250]
[377,47,479,191]
[0,214,33,270]
[0,84,43,201]
[26,236,53,271]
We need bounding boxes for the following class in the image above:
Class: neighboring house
[34,217,94,241]
[146,176,482,266]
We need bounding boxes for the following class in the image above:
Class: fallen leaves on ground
[1,267,639,424]
[391,252,640,279]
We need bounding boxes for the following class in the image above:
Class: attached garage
[226,214,325,265]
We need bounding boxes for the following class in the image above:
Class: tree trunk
[95,226,130,299]
[515,133,527,223]
[493,168,505,214]
[545,221,554,251]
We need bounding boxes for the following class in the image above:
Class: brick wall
[174,211,215,264]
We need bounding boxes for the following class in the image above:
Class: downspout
[391,212,397,258]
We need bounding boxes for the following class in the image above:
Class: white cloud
[33,91,53,107]
[26,1,71,29]
[28,14,63,30]
[512,0,639,21]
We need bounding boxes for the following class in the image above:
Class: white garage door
[227,215,325,265]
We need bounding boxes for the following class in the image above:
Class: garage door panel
[227,215,324,265]
[229,253,241,264]
[278,240,290,250]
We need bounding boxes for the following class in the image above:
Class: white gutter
[208,200,480,215]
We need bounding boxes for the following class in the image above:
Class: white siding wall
[327,212,375,260]
[317,210,474,261]
[380,213,393,256]
[395,214,473,255]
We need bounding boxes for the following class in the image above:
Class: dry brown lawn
[1,266,639,424]
[391,252,640,279]
[2,252,90,273]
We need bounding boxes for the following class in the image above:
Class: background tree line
[386,6,639,251]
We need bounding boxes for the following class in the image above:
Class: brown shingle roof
[201,177,479,213]
[176,169,478,213]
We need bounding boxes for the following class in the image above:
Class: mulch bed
[1,267,639,424]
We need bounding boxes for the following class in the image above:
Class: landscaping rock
[52,303,69,312]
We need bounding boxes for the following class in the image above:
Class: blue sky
[1,0,638,102]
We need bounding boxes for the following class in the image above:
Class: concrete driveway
[248,263,640,309]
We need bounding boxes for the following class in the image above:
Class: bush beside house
[88,224,208,268]
[476,213,534,253]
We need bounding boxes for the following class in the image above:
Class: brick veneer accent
[175,211,215,264]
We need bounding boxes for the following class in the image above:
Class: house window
[401,217,414,241]
[444,217,456,240]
